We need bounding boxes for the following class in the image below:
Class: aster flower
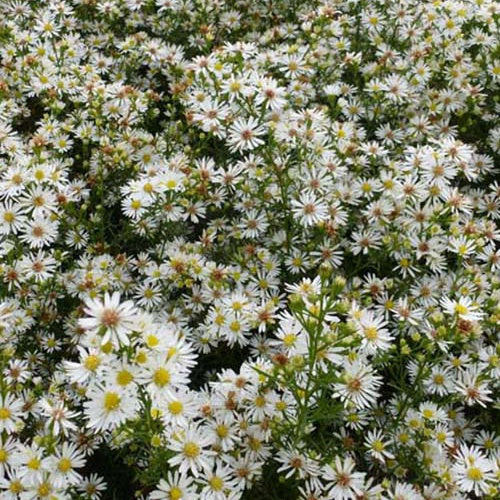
[83,384,138,431]
[454,368,493,407]
[0,394,24,433]
[167,425,214,477]
[47,442,86,488]
[150,471,196,500]
[77,474,108,500]
[291,192,328,227]
[364,429,394,462]
[440,296,484,321]
[323,456,365,500]
[355,310,392,354]
[334,360,382,409]
[79,292,138,346]
[227,118,265,152]
[452,445,496,496]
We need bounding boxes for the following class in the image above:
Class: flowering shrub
[0,0,499,499]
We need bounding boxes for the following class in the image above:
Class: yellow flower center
[37,482,51,497]
[209,476,224,491]
[135,351,148,364]
[9,480,23,493]
[169,486,183,500]
[276,401,287,411]
[436,432,447,442]
[229,321,241,333]
[168,401,183,415]
[399,433,409,443]
[116,369,133,386]
[364,326,378,340]
[248,437,261,451]
[3,212,15,223]
[230,80,242,92]
[103,392,121,412]
[0,407,11,419]
[467,467,483,481]
[27,457,41,470]
[58,457,72,473]
[34,170,45,181]
[255,396,266,408]
[153,368,171,387]
[183,442,199,458]
[484,439,494,449]
[84,355,100,371]
[146,335,160,347]
[422,409,434,419]
[216,424,229,438]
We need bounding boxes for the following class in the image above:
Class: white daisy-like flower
[47,442,86,488]
[83,384,138,432]
[355,310,392,354]
[79,292,138,346]
[227,117,265,152]
[440,296,484,322]
[364,429,394,462]
[452,445,496,496]
[149,471,196,500]
[77,473,107,500]
[323,456,365,500]
[291,192,329,227]
[334,360,382,409]
[0,394,24,433]
[167,425,214,477]
[39,398,79,436]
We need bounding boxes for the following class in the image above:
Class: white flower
[227,117,265,152]
[276,449,321,480]
[454,368,493,407]
[79,292,138,346]
[160,389,199,429]
[77,473,107,500]
[0,436,17,478]
[291,192,328,227]
[440,296,484,321]
[0,394,24,433]
[39,398,79,436]
[334,360,382,409]
[12,443,49,486]
[285,276,322,298]
[356,310,392,354]
[83,384,138,431]
[19,216,59,248]
[167,425,214,477]
[452,445,496,496]
[323,456,365,500]
[63,347,104,383]
[47,442,86,488]
[149,471,196,500]
[199,463,241,500]
[388,482,424,500]
[364,429,394,462]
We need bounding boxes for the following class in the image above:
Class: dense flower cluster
[0,0,498,498]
